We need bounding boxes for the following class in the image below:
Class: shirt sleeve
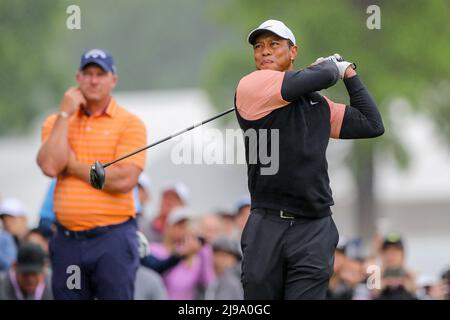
[39,179,57,221]
[323,96,346,139]
[115,114,147,170]
[323,75,385,139]
[0,231,17,270]
[235,69,289,120]
[281,60,340,102]
[235,60,339,121]
[140,254,182,274]
[41,114,58,142]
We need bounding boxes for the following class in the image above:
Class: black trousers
[241,208,339,300]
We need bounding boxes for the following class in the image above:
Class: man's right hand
[59,87,87,116]
[37,87,84,177]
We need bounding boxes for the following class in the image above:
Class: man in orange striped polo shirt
[36,49,147,299]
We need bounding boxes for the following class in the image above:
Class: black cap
[16,243,45,273]
[382,232,404,251]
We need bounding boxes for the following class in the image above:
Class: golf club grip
[103,107,235,168]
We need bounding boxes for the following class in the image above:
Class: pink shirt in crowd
[149,243,215,300]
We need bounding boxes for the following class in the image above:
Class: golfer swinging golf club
[234,19,384,299]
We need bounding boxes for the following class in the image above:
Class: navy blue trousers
[49,219,139,300]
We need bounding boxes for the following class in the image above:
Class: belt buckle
[280,210,294,219]
[64,229,86,239]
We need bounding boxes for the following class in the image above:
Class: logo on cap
[84,49,107,59]
[80,48,116,73]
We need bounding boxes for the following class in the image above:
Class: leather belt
[57,218,134,240]
[255,208,298,220]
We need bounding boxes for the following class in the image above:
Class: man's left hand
[321,53,357,79]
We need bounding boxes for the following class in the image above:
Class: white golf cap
[416,274,436,288]
[162,182,190,205]
[167,207,192,226]
[0,198,27,217]
[247,19,296,45]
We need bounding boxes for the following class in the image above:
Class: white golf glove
[313,53,356,79]
[136,231,149,258]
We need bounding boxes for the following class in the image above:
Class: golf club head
[89,161,105,190]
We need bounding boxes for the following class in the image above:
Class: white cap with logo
[247,19,296,45]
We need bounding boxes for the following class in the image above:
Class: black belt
[254,208,299,220]
[57,218,134,240]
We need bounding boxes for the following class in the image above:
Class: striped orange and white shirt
[41,98,147,231]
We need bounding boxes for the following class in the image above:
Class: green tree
[56,0,222,92]
[201,0,450,249]
[0,0,223,135]
[0,1,67,135]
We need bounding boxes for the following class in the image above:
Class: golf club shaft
[103,107,235,168]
